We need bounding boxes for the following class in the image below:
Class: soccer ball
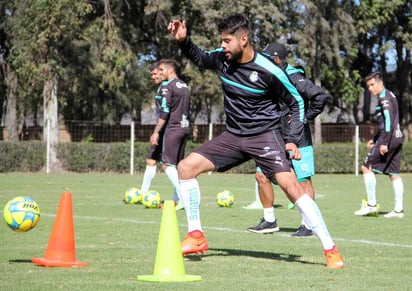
[216,190,234,207]
[142,190,161,208]
[124,187,143,204]
[3,196,40,232]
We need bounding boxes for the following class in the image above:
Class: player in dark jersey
[140,62,166,197]
[167,13,343,268]
[149,59,191,208]
[354,72,404,218]
[246,42,330,237]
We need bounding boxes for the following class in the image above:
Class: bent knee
[177,159,195,180]
[255,172,270,184]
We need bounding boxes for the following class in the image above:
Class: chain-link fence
[2,121,383,144]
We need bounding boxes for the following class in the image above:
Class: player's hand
[380,144,388,155]
[150,132,159,146]
[167,19,187,42]
[285,143,301,160]
[366,139,374,149]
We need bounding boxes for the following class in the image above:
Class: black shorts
[161,128,190,166]
[363,141,402,175]
[194,130,291,177]
[146,134,164,161]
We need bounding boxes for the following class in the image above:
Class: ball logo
[23,203,39,211]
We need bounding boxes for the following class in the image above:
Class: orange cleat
[324,245,344,269]
[181,230,208,256]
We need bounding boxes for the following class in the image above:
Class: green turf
[0,172,411,290]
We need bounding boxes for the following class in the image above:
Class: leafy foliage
[0,0,411,138]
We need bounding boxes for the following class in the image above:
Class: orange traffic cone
[32,192,87,267]
[138,200,201,282]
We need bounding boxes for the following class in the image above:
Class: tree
[284,0,361,143]
[355,0,412,127]
[7,0,92,170]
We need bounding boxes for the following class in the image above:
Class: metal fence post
[46,119,50,174]
[355,125,359,176]
[130,121,135,175]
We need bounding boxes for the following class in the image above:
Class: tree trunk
[4,66,19,142]
[43,77,62,172]
[313,115,322,145]
[313,75,323,145]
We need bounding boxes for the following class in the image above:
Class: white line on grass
[36,212,412,250]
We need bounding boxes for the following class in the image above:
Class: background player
[354,71,404,218]
[247,42,330,237]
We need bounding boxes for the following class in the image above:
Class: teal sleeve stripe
[207,48,224,54]
[286,64,304,75]
[383,109,391,132]
[219,75,268,94]
[161,97,169,113]
[255,54,305,122]
[155,95,162,99]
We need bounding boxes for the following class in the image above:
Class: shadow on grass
[277,227,298,233]
[185,248,321,266]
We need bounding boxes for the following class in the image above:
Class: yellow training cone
[137,200,201,282]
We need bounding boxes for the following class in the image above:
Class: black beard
[228,50,242,63]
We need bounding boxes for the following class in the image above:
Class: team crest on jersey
[249,71,259,82]
[161,88,169,95]
[381,100,389,108]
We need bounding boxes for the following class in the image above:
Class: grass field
[0,172,411,290]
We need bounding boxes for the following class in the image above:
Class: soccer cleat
[354,199,380,216]
[292,225,313,237]
[324,245,344,269]
[384,210,404,218]
[247,218,279,234]
[242,200,263,210]
[181,230,208,255]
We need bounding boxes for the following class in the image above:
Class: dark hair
[365,71,383,83]
[217,13,250,35]
[158,58,178,72]
[149,62,159,72]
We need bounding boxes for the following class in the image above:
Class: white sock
[295,194,334,250]
[263,207,275,223]
[392,177,404,212]
[301,218,309,229]
[363,172,377,206]
[180,178,202,232]
[165,166,180,202]
[141,165,157,194]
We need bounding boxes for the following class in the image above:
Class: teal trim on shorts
[297,176,312,182]
[292,145,315,180]
[257,145,315,184]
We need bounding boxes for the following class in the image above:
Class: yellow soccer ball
[124,187,143,204]
[142,190,161,208]
[3,196,40,232]
[216,190,235,208]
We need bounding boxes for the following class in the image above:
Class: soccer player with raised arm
[167,14,343,268]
